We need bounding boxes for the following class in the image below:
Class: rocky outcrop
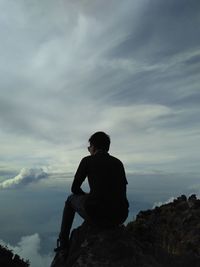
[0,244,29,267]
[51,195,200,267]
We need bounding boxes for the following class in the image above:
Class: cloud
[152,197,175,209]
[0,168,48,189]
[0,0,199,175]
[98,104,173,131]
[0,234,52,267]
[110,0,200,62]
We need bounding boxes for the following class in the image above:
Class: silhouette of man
[56,131,129,252]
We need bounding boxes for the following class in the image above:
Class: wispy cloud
[0,0,199,174]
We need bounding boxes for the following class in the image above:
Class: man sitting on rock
[55,131,129,254]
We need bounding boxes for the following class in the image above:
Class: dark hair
[89,131,110,152]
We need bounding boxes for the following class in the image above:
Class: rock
[51,195,200,267]
[188,194,197,201]
[188,194,197,208]
[0,244,29,267]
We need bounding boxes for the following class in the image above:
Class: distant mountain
[0,244,29,267]
[51,194,200,267]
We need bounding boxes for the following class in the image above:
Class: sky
[0,0,199,174]
[0,0,200,266]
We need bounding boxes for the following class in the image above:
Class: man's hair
[89,131,110,152]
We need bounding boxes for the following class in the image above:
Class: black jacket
[71,151,129,225]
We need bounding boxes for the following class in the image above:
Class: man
[56,131,129,253]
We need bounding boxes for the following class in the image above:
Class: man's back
[72,151,129,225]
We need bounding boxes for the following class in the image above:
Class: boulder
[51,195,200,267]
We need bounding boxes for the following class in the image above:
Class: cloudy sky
[0,0,199,174]
[0,0,200,266]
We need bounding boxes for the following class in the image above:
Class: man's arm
[121,162,128,185]
[71,157,87,195]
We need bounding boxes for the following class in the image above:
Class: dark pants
[59,193,128,247]
[59,194,90,247]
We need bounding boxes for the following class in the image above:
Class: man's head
[88,131,110,154]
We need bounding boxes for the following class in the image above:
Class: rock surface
[0,244,29,267]
[51,195,200,267]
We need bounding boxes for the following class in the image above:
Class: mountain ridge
[51,194,200,267]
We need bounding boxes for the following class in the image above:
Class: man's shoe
[54,238,62,252]
[51,242,69,267]
[54,238,70,257]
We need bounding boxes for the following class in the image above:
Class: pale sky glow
[0,0,200,176]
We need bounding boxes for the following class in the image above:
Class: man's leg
[58,194,89,249]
